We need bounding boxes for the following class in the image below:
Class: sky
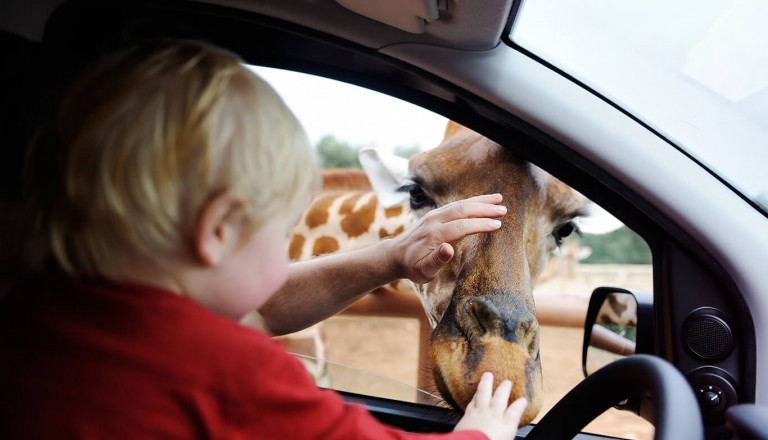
[250,66,448,154]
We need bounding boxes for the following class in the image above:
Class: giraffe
[269,121,619,425]
[358,121,616,425]
[288,169,411,262]
[276,168,586,389]
[595,292,638,328]
[587,292,639,365]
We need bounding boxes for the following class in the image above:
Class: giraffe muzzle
[464,298,539,353]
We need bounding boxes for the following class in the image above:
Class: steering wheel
[526,355,703,440]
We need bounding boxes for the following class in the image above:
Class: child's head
[32,40,318,281]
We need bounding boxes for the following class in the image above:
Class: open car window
[252,65,656,439]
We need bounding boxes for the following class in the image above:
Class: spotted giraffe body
[289,169,414,295]
[288,189,411,261]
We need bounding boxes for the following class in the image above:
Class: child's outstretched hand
[387,194,506,284]
[453,372,528,440]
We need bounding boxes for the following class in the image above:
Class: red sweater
[0,277,486,439]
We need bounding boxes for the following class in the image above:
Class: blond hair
[29,41,318,278]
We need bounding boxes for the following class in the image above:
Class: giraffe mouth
[427,293,542,417]
[430,330,543,425]
[431,368,463,411]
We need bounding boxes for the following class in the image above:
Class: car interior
[1,1,767,439]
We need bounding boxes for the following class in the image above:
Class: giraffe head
[362,121,599,424]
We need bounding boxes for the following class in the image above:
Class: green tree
[315,135,361,168]
[579,226,652,264]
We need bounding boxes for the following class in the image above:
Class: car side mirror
[582,287,653,378]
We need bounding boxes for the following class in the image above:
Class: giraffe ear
[359,147,410,208]
[574,201,624,235]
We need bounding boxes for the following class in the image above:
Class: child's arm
[454,372,528,440]
[248,194,506,336]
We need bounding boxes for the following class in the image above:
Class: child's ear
[194,191,247,266]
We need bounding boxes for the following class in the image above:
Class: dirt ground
[320,265,655,439]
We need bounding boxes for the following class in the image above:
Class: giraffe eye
[398,183,435,210]
[553,221,580,247]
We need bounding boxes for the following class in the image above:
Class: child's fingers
[504,397,529,425]
[432,200,506,222]
[427,195,506,227]
[490,379,513,415]
[437,193,503,211]
[470,371,494,408]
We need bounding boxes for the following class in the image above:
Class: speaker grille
[684,313,733,361]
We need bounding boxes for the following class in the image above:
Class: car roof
[2,0,513,50]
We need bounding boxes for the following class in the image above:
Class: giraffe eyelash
[553,221,582,248]
[397,182,436,210]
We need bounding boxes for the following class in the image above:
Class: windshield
[510,0,768,215]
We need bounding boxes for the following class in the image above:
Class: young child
[0,41,526,439]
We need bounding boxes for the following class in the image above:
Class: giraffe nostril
[468,300,487,335]
[464,298,539,357]
[520,318,540,359]
[467,299,503,337]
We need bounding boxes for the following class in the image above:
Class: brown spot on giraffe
[384,205,403,218]
[338,193,363,215]
[340,194,377,238]
[305,194,335,228]
[312,236,340,256]
[597,292,637,327]
[604,294,629,324]
[379,225,405,239]
[288,234,305,261]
